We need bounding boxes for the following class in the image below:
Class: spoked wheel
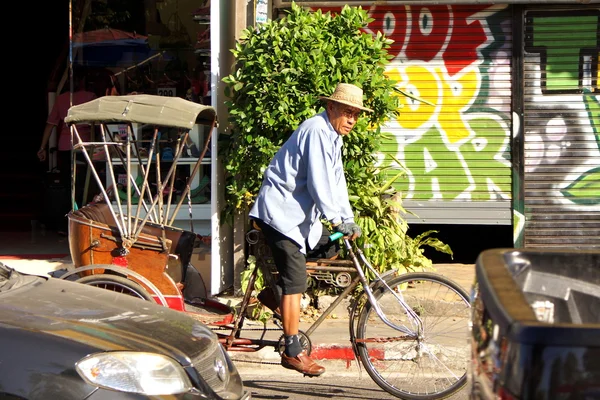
[356,272,471,400]
[277,330,312,356]
[76,274,154,302]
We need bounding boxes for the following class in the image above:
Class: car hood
[0,271,217,366]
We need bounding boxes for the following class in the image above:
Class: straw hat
[319,83,373,113]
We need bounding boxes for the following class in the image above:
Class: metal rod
[304,275,360,337]
[306,266,356,273]
[126,138,132,236]
[156,152,163,224]
[164,132,188,221]
[347,239,420,335]
[168,120,216,225]
[70,126,120,232]
[99,124,127,239]
[133,128,159,234]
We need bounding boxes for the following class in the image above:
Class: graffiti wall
[359,5,514,225]
[521,9,600,248]
[301,3,599,246]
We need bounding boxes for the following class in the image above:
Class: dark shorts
[254,219,307,295]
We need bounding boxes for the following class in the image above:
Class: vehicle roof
[64,94,217,130]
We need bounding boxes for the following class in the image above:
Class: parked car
[468,248,600,399]
[0,262,250,400]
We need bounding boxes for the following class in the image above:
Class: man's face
[328,102,361,136]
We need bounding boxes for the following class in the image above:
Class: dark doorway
[407,224,514,265]
[0,2,68,231]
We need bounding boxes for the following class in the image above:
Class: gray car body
[0,264,247,399]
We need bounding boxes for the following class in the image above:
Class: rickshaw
[61,94,233,324]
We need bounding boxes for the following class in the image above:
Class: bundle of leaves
[222,2,451,278]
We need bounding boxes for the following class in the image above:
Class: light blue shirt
[249,111,355,254]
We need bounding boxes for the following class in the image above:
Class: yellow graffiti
[387,63,481,145]
[387,65,438,130]
[438,66,480,144]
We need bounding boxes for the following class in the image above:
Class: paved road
[238,364,469,400]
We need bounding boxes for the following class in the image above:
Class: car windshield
[0,263,42,292]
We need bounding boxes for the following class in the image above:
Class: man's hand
[334,222,362,240]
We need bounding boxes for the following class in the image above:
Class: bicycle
[228,229,471,400]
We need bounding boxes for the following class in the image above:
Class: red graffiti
[313,5,492,76]
[405,6,451,62]
[443,7,489,76]
[365,6,408,59]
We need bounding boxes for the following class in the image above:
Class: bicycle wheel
[76,274,155,302]
[356,272,470,400]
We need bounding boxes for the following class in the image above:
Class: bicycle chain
[212,326,283,332]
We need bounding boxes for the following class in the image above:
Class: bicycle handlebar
[329,231,344,241]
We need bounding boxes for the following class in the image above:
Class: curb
[310,344,356,360]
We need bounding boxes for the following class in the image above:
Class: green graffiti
[513,210,525,247]
[571,90,600,206]
[561,167,600,205]
[460,117,511,200]
[384,116,511,201]
[583,90,600,152]
[529,14,599,92]
[396,127,470,200]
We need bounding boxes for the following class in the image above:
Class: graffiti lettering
[525,12,599,93]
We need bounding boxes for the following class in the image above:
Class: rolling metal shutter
[368,5,514,225]
[523,8,600,249]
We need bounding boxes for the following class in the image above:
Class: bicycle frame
[218,233,424,354]
[338,236,424,336]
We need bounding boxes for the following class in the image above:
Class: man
[249,83,371,376]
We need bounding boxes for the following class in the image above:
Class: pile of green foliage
[221,2,452,280]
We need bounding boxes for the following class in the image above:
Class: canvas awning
[65,94,217,129]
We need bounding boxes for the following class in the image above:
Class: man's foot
[281,351,325,377]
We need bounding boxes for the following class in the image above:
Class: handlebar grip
[329,232,344,241]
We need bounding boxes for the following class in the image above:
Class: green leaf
[561,167,600,205]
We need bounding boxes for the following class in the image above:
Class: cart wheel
[76,274,154,302]
[277,330,312,356]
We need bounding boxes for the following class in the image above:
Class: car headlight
[76,352,193,395]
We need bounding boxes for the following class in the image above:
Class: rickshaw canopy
[64,94,217,130]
